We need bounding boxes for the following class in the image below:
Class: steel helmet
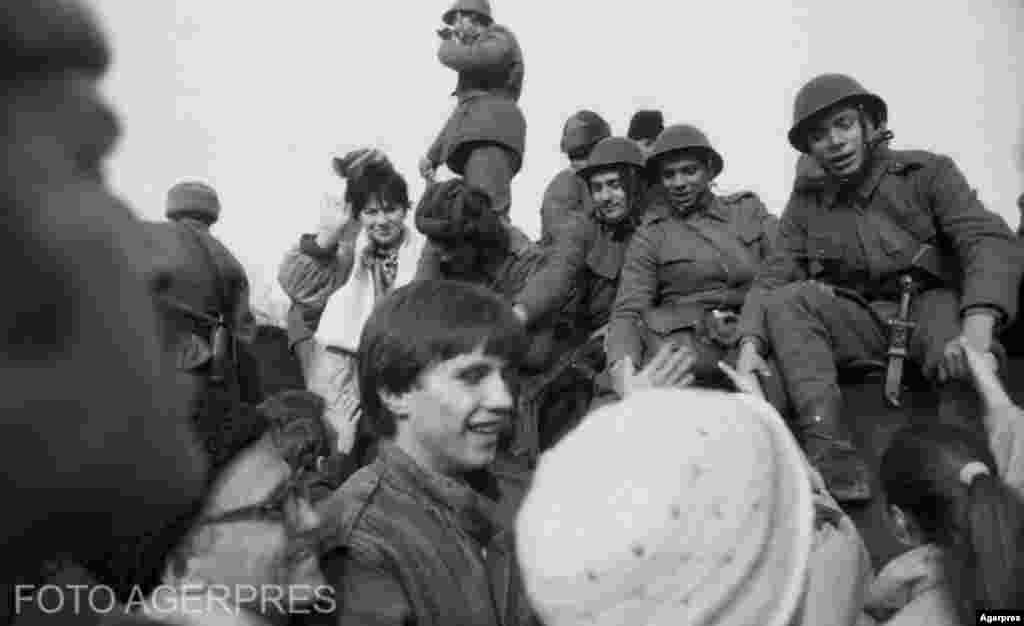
[560,110,612,157]
[576,137,646,180]
[788,73,887,153]
[442,0,493,25]
[646,124,724,179]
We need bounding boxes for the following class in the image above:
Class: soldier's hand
[419,155,437,182]
[959,336,1010,412]
[613,344,696,397]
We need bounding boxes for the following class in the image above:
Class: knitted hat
[627,110,664,142]
[166,181,220,225]
[516,388,814,626]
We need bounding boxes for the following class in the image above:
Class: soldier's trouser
[462,143,514,217]
[763,281,967,427]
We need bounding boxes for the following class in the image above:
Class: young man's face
[175,442,325,614]
[805,106,867,178]
[659,154,711,211]
[392,344,515,476]
[588,169,630,223]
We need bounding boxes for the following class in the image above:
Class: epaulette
[720,190,759,204]
[886,149,934,175]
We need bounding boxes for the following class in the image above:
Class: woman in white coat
[279,148,425,455]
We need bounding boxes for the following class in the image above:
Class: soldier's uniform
[426,0,525,217]
[739,73,1024,500]
[538,111,611,244]
[606,125,781,393]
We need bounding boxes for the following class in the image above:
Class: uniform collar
[645,189,729,224]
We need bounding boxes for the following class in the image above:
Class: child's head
[881,423,1024,620]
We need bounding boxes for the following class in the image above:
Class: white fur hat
[515,388,814,626]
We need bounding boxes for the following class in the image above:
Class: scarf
[315,223,424,352]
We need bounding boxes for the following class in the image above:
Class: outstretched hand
[718,360,766,401]
[612,343,696,398]
[960,336,1011,412]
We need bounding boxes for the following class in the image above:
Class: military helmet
[788,73,887,153]
[442,0,493,25]
[646,124,724,179]
[576,137,646,180]
[560,110,612,157]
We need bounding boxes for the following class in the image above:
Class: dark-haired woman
[864,339,1024,624]
[278,148,425,456]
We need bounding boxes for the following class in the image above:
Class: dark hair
[584,163,648,226]
[341,160,409,219]
[259,390,331,472]
[357,279,528,438]
[881,424,1024,622]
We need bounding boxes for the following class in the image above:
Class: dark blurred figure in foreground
[0,0,207,622]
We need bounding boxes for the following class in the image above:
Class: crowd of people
[5,0,1024,625]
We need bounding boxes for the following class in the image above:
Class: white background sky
[93,0,1024,313]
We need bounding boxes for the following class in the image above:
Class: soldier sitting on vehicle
[538,110,611,245]
[734,73,1024,503]
[605,124,784,405]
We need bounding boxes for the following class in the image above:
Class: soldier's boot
[796,399,873,503]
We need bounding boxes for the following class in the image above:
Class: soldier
[735,73,1023,502]
[420,0,525,220]
[160,180,256,345]
[570,137,650,339]
[606,125,781,400]
[539,110,611,245]
[541,137,695,437]
[626,109,664,159]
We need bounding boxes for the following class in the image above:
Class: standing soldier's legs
[764,281,885,501]
[462,143,515,219]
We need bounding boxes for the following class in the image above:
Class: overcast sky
[92,0,1024,313]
